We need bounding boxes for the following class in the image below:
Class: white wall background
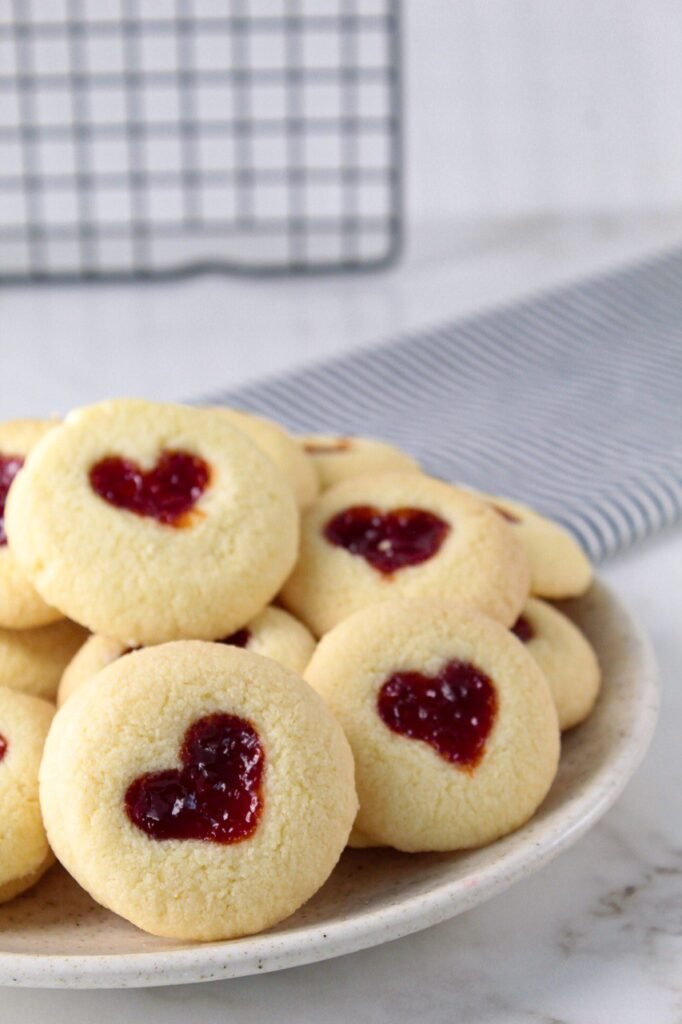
[2,0,682,268]
[3,3,682,417]
[404,0,682,221]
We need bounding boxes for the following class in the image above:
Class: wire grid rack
[0,0,402,282]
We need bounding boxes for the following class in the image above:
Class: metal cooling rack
[0,0,402,281]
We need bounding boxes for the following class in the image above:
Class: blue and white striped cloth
[210,248,682,562]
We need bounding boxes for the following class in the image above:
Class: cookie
[305,598,559,852]
[58,606,315,706]
[237,606,316,672]
[301,434,419,490]
[6,400,300,646]
[347,826,382,849]
[281,472,530,636]
[0,419,63,630]
[40,642,357,941]
[511,597,601,730]
[0,619,88,702]
[216,408,319,508]
[0,686,55,902]
[57,634,128,707]
[477,493,592,599]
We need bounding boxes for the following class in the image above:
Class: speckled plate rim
[0,580,659,989]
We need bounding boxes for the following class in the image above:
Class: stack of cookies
[0,399,599,941]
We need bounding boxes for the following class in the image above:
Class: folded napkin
[210,248,682,562]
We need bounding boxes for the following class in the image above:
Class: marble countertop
[1,214,680,1022]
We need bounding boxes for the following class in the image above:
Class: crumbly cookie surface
[58,606,315,705]
[300,434,419,490]
[216,408,319,508]
[477,493,592,598]
[0,619,88,701]
[281,472,530,635]
[41,641,357,940]
[236,606,316,674]
[6,400,300,646]
[0,420,63,630]
[0,686,55,901]
[57,634,128,707]
[305,598,559,852]
[511,597,601,730]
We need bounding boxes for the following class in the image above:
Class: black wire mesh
[0,0,402,281]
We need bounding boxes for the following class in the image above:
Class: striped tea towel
[209,248,682,562]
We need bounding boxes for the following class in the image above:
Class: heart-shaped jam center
[125,713,264,844]
[220,628,251,648]
[0,454,24,546]
[324,505,450,574]
[0,734,7,762]
[377,660,497,768]
[511,614,534,643]
[89,450,210,527]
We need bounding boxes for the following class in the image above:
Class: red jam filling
[511,614,535,643]
[377,659,497,769]
[304,439,351,455]
[89,450,210,527]
[0,454,24,546]
[492,503,521,524]
[125,713,264,844]
[220,628,251,648]
[0,734,7,762]
[324,505,450,574]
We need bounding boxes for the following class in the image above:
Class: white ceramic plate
[0,580,658,989]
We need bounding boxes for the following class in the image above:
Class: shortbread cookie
[0,619,88,702]
[0,686,55,902]
[281,472,530,636]
[477,493,592,599]
[58,606,315,706]
[301,434,419,490]
[511,597,601,730]
[216,408,318,508]
[347,826,383,849]
[0,419,63,630]
[306,598,559,852]
[237,606,316,673]
[41,642,356,941]
[57,634,129,707]
[6,400,299,646]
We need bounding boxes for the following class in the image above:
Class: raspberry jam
[0,454,24,546]
[377,660,497,769]
[220,628,251,648]
[324,505,450,574]
[0,734,7,762]
[304,439,351,455]
[511,614,535,643]
[492,503,521,525]
[89,450,210,527]
[125,713,264,844]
